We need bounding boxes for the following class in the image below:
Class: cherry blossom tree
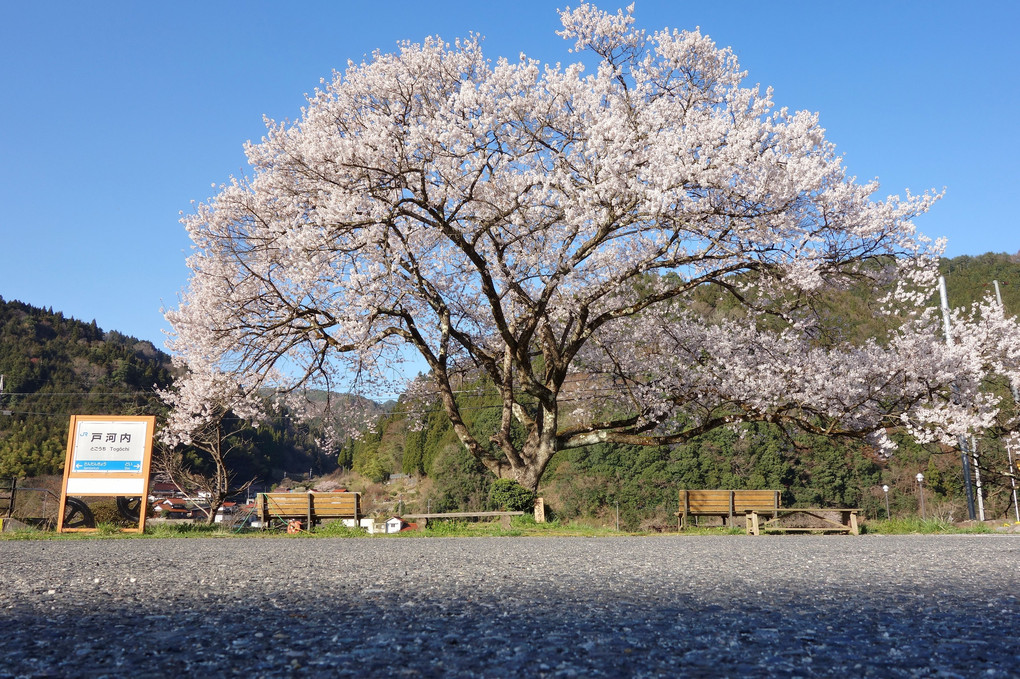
[155,360,267,522]
[168,4,1020,491]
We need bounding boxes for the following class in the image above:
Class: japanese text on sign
[71,419,149,472]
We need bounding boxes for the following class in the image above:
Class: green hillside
[353,253,1020,526]
[0,298,173,476]
[0,298,339,483]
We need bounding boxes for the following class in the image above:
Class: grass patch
[309,521,365,538]
[144,521,236,538]
[5,514,1003,540]
[862,517,985,534]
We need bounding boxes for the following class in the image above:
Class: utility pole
[1007,439,1020,524]
[939,276,977,520]
[0,374,9,416]
[994,280,1020,522]
[971,435,985,521]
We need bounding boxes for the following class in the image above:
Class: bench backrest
[257,492,361,522]
[680,489,781,516]
[0,478,15,517]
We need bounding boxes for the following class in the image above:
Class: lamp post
[882,485,890,519]
[916,473,926,520]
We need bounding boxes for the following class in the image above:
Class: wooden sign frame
[58,415,155,533]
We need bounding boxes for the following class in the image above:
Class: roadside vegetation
[2,514,1011,541]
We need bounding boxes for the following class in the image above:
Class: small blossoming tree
[155,360,267,522]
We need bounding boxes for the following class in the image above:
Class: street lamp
[916,473,926,520]
[882,485,890,519]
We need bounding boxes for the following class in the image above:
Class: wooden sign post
[57,415,155,533]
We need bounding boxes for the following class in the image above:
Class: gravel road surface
[1,535,1018,677]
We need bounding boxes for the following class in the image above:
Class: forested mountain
[0,298,173,476]
[940,252,1020,310]
[4,252,1020,522]
[0,298,339,482]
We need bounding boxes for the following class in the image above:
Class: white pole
[939,276,977,520]
[0,374,9,417]
[971,435,985,522]
[938,276,953,342]
[993,280,1020,522]
[1008,443,1020,523]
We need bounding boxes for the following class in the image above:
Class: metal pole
[993,280,1020,523]
[1008,443,1020,523]
[971,436,985,522]
[939,276,977,520]
[883,485,890,519]
[938,276,953,341]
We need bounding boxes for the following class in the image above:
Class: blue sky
[1,1,1017,349]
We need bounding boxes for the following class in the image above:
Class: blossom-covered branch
[167,3,1019,490]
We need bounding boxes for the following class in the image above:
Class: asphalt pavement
[1,534,1018,677]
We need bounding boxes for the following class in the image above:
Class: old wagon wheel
[116,496,142,522]
[63,497,96,529]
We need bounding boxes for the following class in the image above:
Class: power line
[2,391,157,397]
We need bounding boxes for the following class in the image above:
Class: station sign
[58,415,155,533]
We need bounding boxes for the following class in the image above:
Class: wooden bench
[677,489,781,530]
[257,491,361,531]
[746,508,859,536]
[402,511,525,530]
[0,478,15,519]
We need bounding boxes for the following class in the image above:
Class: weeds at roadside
[312,521,365,538]
[144,521,234,538]
[2,514,1005,540]
[862,517,990,534]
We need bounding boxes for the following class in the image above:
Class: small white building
[354,516,408,534]
[358,517,384,534]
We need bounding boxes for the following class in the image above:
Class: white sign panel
[71,419,150,473]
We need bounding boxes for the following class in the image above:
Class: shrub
[488,479,536,512]
[315,521,365,538]
[425,519,471,536]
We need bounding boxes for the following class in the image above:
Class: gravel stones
[1,535,1017,677]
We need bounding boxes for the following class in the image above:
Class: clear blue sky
[2,1,1017,348]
